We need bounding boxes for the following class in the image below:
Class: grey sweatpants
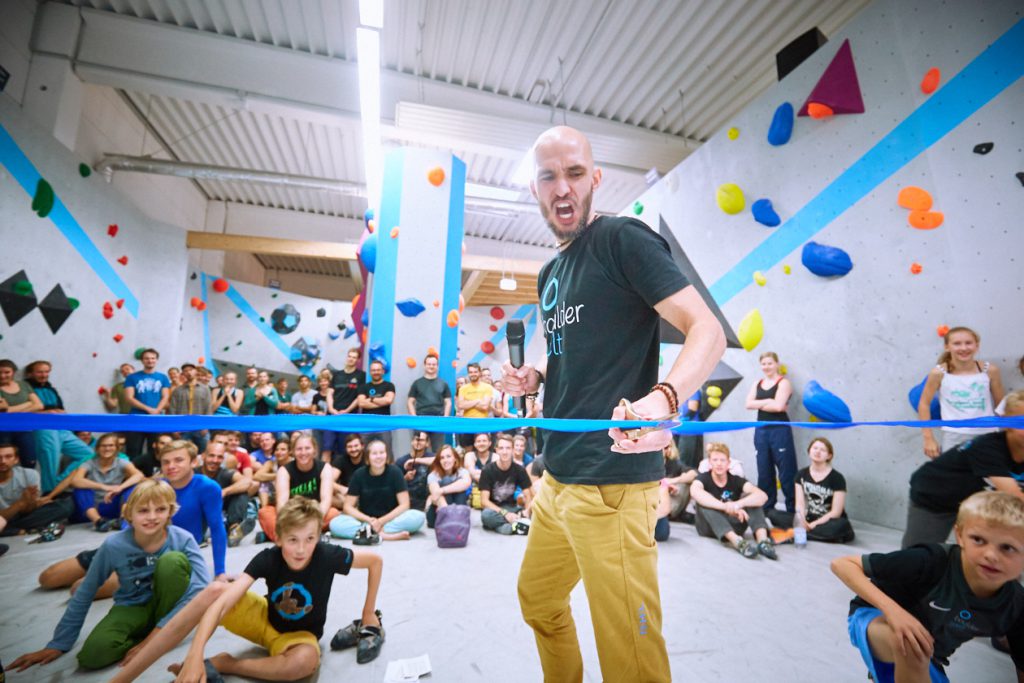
[901,500,957,549]
[695,506,769,540]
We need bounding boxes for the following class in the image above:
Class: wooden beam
[186,231,357,260]
[460,270,489,303]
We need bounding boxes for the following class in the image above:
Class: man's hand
[404,470,415,482]
[10,648,63,671]
[608,391,675,454]
[501,362,540,397]
[19,485,41,511]
[169,655,207,683]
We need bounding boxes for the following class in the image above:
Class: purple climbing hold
[752,199,781,227]
[767,102,794,146]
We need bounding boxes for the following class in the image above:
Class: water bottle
[793,510,808,548]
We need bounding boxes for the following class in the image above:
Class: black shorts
[76,548,99,570]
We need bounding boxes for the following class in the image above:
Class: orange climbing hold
[405,357,417,368]
[427,346,438,358]
[446,310,460,328]
[937,325,950,337]
[427,166,446,187]
[908,210,943,230]
[910,262,923,274]
[197,356,205,364]
[897,187,932,211]
[367,220,375,233]
[195,301,207,312]
[920,68,940,95]
[807,102,834,119]
[458,294,465,313]
[432,300,440,308]
[390,227,399,239]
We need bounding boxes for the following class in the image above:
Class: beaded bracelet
[650,382,679,414]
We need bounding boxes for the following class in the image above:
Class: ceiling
[54,0,871,293]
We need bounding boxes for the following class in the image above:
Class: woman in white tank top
[917,326,1004,457]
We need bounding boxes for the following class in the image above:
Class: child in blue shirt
[10,480,211,672]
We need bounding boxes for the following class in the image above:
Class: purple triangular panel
[798,39,865,116]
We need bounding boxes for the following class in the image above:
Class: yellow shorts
[222,591,321,658]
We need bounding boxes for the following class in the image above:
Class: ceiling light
[359,0,384,29]
[465,183,522,201]
[499,277,518,291]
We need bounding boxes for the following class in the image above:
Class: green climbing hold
[133,346,146,360]
[78,163,92,178]
[67,298,80,310]
[271,293,278,298]
[236,313,242,318]
[32,179,55,218]
[259,317,265,322]
[236,341,242,346]
[633,201,644,216]
[223,346,230,352]
[13,280,33,296]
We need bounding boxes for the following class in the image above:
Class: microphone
[506,319,526,417]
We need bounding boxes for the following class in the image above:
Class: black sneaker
[757,539,778,561]
[736,540,758,559]
[228,523,244,548]
[94,517,115,532]
[331,610,383,651]
[29,522,65,544]
[356,624,386,664]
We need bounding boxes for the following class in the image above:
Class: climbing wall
[0,95,189,410]
[634,0,1024,528]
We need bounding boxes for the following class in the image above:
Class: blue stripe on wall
[440,156,467,391]
[0,124,140,316]
[199,273,218,378]
[371,150,405,379]
[708,18,1024,306]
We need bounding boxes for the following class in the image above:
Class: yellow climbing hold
[707,396,721,408]
[706,385,722,398]
[783,264,792,275]
[738,309,764,351]
[779,364,788,375]
[753,271,767,286]
[716,183,745,215]
[727,127,739,140]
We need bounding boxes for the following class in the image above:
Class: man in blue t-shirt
[502,126,725,682]
[124,348,171,463]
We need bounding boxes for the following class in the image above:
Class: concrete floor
[0,513,1013,682]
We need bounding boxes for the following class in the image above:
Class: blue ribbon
[1,413,1020,434]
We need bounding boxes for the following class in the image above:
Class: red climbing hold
[107,224,118,237]
[98,386,107,395]
[190,297,201,308]
[113,333,124,342]
[490,307,505,320]
[212,278,229,293]
[489,324,498,332]
[103,302,114,319]
[115,299,125,309]
[910,262,923,275]
[481,341,495,354]
[196,301,207,312]
[920,68,940,95]
[117,256,128,266]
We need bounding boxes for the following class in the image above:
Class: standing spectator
[395,431,434,512]
[67,433,144,531]
[124,349,172,464]
[168,363,212,452]
[745,351,797,524]
[480,434,533,535]
[407,354,452,452]
[917,326,1005,457]
[324,348,366,459]
[197,441,255,547]
[0,441,72,536]
[425,444,471,528]
[289,375,318,414]
[275,377,293,414]
[25,360,94,492]
[690,443,777,560]
[356,360,396,454]
[103,363,135,414]
[237,367,259,415]
[167,366,182,387]
[455,363,493,448]
[244,371,281,416]
[0,358,43,467]
[329,439,425,542]
[211,371,244,416]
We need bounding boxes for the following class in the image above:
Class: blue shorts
[848,607,949,683]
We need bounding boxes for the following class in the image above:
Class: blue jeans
[329,509,425,538]
[73,486,135,522]
[753,425,796,512]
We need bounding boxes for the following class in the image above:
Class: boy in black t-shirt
[169,496,384,680]
[480,434,533,535]
[833,491,1024,683]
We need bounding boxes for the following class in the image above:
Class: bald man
[503,126,725,682]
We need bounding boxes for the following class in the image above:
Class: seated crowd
[2,342,1023,682]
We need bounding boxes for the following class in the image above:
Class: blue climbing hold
[802,380,852,423]
[908,376,941,419]
[767,102,794,146]
[328,331,341,340]
[752,199,781,227]
[361,309,369,327]
[368,341,388,372]
[396,298,426,318]
[364,208,375,224]
[359,230,378,273]
[343,326,357,339]
[801,241,853,277]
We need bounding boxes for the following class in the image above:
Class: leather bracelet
[650,382,679,414]
[534,369,545,386]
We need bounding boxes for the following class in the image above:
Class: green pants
[77,551,191,670]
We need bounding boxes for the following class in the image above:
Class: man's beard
[541,192,593,245]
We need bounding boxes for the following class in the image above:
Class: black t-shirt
[408,376,451,415]
[285,460,326,501]
[479,460,532,506]
[910,432,1024,513]
[347,464,407,518]
[331,455,364,487]
[530,455,545,478]
[695,471,747,504]
[195,466,235,491]
[358,380,396,415]
[244,543,353,639]
[538,216,689,485]
[664,458,685,479]
[796,467,847,521]
[331,368,366,412]
[313,391,331,414]
[850,544,1024,669]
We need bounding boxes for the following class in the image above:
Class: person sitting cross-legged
[480,433,533,535]
[257,434,340,544]
[0,441,73,537]
[198,440,256,547]
[689,443,777,560]
[425,444,471,529]
[329,439,425,543]
[68,433,145,531]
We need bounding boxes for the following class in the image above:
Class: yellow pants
[518,474,670,682]
[221,591,320,658]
